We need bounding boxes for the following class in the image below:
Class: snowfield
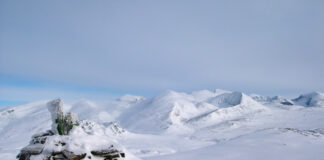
[1,90,324,160]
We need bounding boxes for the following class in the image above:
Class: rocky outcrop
[17,99,126,160]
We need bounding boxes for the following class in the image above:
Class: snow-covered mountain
[293,92,324,107]
[119,90,267,134]
[1,89,324,160]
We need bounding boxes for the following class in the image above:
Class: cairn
[17,99,126,160]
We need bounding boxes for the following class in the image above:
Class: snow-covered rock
[16,99,138,160]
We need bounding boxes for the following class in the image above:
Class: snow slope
[1,90,324,160]
[149,127,324,160]
[0,101,51,159]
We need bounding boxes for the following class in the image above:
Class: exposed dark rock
[52,153,67,160]
[17,152,31,160]
[280,128,324,137]
[62,150,86,160]
[280,101,293,105]
[91,148,125,160]
[120,153,125,158]
[103,154,120,160]
[91,149,119,156]
[46,150,87,160]
[17,144,44,160]
[21,144,44,155]
[32,136,47,144]
[54,141,67,146]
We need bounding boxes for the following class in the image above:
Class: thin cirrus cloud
[0,0,323,104]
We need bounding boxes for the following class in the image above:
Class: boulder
[91,148,125,160]
[21,144,44,155]
[17,144,44,160]
[17,153,30,160]
[62,150,86,160]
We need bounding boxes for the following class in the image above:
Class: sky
[1,0,324,105]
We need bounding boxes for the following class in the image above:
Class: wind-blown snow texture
[1,90,324,160]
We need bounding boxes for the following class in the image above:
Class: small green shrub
[56,119,65,135]
[56,117,77,135]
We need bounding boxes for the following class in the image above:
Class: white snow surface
[1,90,324,160]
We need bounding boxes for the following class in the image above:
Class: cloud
[0,85,118,102]
[0,0,323,101]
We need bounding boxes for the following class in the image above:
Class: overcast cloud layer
[1,0,324,102]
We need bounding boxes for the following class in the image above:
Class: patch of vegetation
[55,116,78,135]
